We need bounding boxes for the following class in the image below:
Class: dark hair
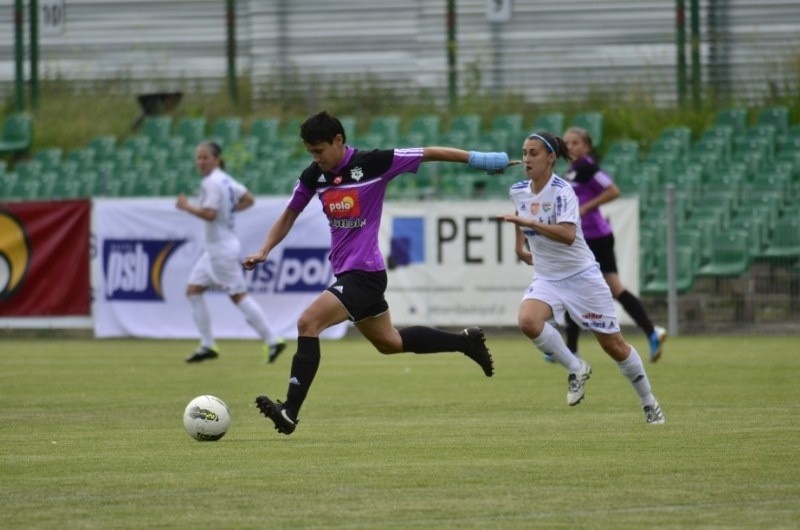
[198,140,225,169]
[527,130,570,160]
[300,110,347,144]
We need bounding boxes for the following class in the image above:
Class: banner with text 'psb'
[92,197,348,340]
[0,199,91,316]
[380,198,639,327]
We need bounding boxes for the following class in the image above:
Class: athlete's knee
[518,314,544,338]
[296,313,324,337]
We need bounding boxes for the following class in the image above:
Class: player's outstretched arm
[421,147,520,175]
[242,208,300,270]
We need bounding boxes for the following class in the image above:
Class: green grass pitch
[2,334,798,529]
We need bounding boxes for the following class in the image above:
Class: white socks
[617,346,655,407]
[531,322,581,372]
[237,295,278,345]
[188,294,214,348]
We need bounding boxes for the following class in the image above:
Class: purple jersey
[287,146,423,274]
[566,155,614,240]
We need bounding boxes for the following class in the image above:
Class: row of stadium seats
[0,110,602,201]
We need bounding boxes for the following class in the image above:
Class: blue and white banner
[380,198,639,327]
[92,197,348,339]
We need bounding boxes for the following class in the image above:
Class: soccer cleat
[255,395,298,435]
[648,326,668,363]
[185,346,219,363]
[266,339,287,364]
[566,358,592,406]
[643,400,666,424]
[461,327,494,377]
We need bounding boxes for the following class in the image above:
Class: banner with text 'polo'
[92,197,348,339]
[0,199,91,316]
[380,198,638,327]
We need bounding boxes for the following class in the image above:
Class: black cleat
[461,327,494,377]
[255,395,298,435]
[185,346,219,363]
[266,340,287,364]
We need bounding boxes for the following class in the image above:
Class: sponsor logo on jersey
[103,239,186,300]
[323,189,361,218]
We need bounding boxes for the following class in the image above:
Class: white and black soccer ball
[183,395,231,441]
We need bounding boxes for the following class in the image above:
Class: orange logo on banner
[0,211,31,301]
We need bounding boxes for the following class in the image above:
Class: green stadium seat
[569,111,604,147]
[210,117,243,149]
[0,113,33,158]
[402,114,441,146]
[279,117,304,146]
[605,139,640,161]
[696,229,751,277]
[88,135,117,161]
[755,106,790,136]
[443,114,482,146]
[361,115,401,147]
[337,116,357,143]
[121,135,151,158]
[530,112,565,135]
[248,118,281,147]
[714,107,748,134]
[140,116,173,144]
[174,117,207,146]
[489,113,524,153]
[641,246,696,294]
[13,159,44,182]
[658,126,693,157]
[676,227,705,270]
[728,216,768,257]
[760,215,800,259]
[34,147,63,171]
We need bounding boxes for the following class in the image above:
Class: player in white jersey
[497,131,665,424]
[176,141,285,364]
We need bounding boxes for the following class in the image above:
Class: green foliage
[1,335,799,528]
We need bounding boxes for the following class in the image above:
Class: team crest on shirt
[530,203,540,215]
[542,202,552,212]
[350,166,364,181]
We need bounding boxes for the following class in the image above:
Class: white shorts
[522,264,620,335]
[187,251,247,295]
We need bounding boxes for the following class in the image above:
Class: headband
[527,133,555,153]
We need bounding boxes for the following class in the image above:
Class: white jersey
[509,174,597,280]
[198,167,248,257]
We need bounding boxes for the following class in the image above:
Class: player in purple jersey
[560,127,666,363]
[497,130,665,424]
[241,111,516,435]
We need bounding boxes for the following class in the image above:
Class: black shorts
[326,270,389,322]
[586,233,618,274]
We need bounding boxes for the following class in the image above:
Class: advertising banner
[380,197,639,327]
[92,197,348,339]
[0,199,91,316]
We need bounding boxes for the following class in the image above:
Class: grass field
[2,334,798,529]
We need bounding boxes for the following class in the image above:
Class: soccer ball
[183,395,231,441]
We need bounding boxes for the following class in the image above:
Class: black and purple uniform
[287,145,424,320]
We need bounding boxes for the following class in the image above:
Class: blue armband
[468,151,510,175]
